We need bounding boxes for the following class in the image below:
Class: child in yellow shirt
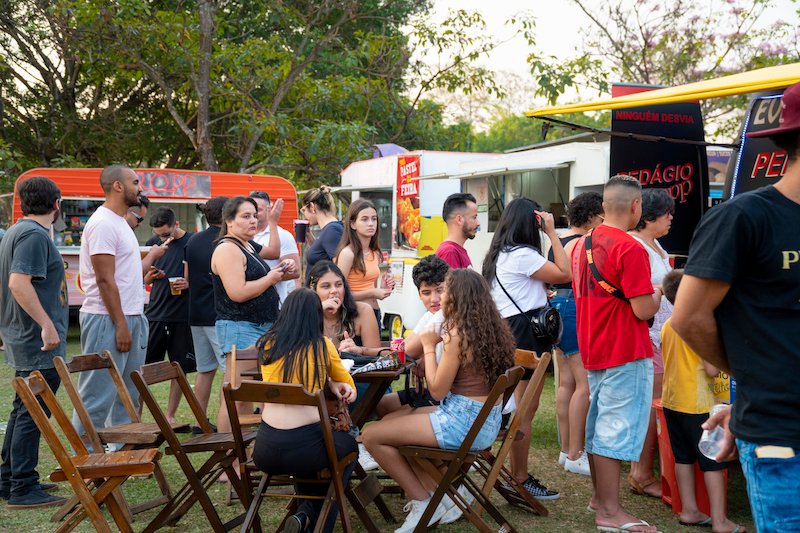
[661,269,744,533]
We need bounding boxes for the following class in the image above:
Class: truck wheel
[389,315,404,339]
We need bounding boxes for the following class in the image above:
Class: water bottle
[698,404,728,461]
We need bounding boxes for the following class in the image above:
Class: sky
[429,0,798,112]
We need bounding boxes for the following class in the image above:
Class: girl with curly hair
[362,269,515,533]
[482,197,572,501]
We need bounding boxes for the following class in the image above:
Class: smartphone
[278,261,290,272]
[162,236,175,246]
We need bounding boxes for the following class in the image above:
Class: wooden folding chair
[223,380,358,533]
[132,361,253,532]
[53,353,190,518]
[473,349,552,516]
[398,366,525,533]
[12,371,160,533]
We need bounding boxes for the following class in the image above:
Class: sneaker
[2,482,60,499]
[440,485,476,525]
[521,475,560,501]
[7,488,66,509]
[564,451,591,476]
[394,497,447,533]
[191,421,218,435]
[282,511,309,533]
[358,443,379,472]
[558,450,568,466]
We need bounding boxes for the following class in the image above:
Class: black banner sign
[724,91,785,199]
[610,91,709,256]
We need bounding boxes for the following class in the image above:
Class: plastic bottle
[698,403,728,461]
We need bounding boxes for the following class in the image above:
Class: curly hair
[442,269,515,387]
[566,192,603,228]
[412,254,449,289]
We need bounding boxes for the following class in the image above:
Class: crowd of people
[1,84,799,532]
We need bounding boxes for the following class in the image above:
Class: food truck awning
[451,159,571,180]
[526,63,800,116]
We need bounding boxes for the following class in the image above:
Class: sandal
[627,473,661,498]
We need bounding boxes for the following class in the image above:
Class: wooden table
[346,363,413,532]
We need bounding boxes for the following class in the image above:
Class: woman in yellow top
[334,199,394,330]
[253,288,357,533]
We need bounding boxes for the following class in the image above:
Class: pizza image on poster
[396,155,421,251]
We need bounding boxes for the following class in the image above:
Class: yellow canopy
[526,63,800,117]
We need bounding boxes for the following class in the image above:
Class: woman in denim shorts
[549,192,604,476]
[362,270,516,533]
[210,196,286,454]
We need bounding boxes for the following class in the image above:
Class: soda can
[391,337,405,363]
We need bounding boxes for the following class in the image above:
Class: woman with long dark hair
[307,260,382,356]
[482,197,571,502]
[254,288,357,533]
[362,269,515,533]
[335,199,394,329]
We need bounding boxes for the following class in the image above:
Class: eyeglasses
[129,211,144,223]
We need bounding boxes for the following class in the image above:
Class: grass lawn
[0,324,755,532]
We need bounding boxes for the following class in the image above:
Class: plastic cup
[168,277,182,296]
[294,219,309,243]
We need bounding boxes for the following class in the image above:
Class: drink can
[391,337,405,363]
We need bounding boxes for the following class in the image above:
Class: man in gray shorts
[75,165,148,445]
[185,196,228,428]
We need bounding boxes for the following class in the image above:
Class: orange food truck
[10,168,298,311]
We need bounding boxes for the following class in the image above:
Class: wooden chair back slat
[222,380,353,533]
[137,360,181,386]
[229,345,261,388]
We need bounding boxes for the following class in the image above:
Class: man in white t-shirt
[249,191,300,305]
[73,165,148,443]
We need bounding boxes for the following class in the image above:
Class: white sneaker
[358,443,379,472]
[394,497,447,533]
[558,451,568,466]
[564,451,591,476]
[440,485,476,525]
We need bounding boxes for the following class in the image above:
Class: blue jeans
[429,393,501,451]
[215,319,271,354]
[737,438,800,532]
[551,293,578,356]
[0,367,61,496]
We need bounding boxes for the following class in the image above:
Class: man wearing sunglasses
[125,196,149,230]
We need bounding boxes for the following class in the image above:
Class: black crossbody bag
[496,276,563,348]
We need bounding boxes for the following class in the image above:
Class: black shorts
[663,407,729,472]
[397,387,439,408]
[505,312,548,380]
[146,321,196,374]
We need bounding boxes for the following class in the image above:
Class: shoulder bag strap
[584,230,628,302]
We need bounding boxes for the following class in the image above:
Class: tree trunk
[196,0,218,171]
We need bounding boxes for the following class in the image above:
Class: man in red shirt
[435,193,479,269]
[572,175,662,533]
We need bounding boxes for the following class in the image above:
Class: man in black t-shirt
[0,177,68,508]
[185,197,227,426]
[144,207,194,424]
[672,82,800,532]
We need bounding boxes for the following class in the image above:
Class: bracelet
[424,351,435,356]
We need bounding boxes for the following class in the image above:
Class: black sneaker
[191,421,218,435]
[7,488,66,509]
[521,475,560,501]
[0,483,58,500]
[282,511,309,533]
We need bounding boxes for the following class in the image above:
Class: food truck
[10,168,298,311]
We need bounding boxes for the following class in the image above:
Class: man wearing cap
[672,81,800,532]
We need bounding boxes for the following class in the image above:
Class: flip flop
[597,520,656,532]
[679,517,712,527]
[627,473,662,498]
